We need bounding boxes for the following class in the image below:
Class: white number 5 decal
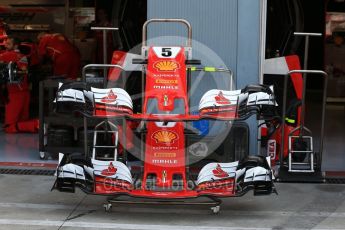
[161,48,172,57]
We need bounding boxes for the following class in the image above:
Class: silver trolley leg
[103,203,112,212]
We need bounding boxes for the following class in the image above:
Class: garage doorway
[0,0,147,168]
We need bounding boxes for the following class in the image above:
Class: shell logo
[153,61,180,72]
[152,130,178,144]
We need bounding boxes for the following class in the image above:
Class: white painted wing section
[266,156,275,180]
[199,87,277,111]
[244,166,271,183]
[92,160,133,184]
[196,162,238,185]
[199,89,241,104]
[247,92,276,106]
[199,89,241,110]
[56,89,85,103]
[91,88,131,101]
[91,87,133,109]
[57,164,85,180]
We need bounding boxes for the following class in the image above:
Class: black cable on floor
[58,193,87,230]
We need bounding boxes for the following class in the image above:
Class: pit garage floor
[0,174,344,230]
[0,92,344,229]
[305,92,345,173]
[0,133,56,168]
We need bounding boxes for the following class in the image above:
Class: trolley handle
[142,19,192,47]
[82,64,124,82]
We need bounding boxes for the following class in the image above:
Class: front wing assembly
[54,82,278,121]
[53,153,275,198]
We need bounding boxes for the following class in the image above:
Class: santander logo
[101,162,117,176]
[101,90,117,103]
[212,164,229,178]
[215,91,231,105]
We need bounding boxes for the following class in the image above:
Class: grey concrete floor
[0,174,345,230]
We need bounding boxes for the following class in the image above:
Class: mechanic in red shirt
[37,32,81,79]
[0,37,39,133]
[0,19,8,52]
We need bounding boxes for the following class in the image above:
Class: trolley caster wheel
[103,203,112,212]
[39,151,47,160]
[211,205,220,214]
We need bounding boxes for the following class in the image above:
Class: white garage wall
[147,0,264,154]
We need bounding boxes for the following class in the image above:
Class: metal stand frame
[92,121,118,161]
[90,27,119,88]
[279,32,328,173]
[280,70,328,173]
[39,79,85,159]
[288,135,314,172]
[141,19,193,59]
[81,64,124,159]
[104,196,222,214]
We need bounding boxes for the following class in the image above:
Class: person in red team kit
[0,37,39,133]
[37,32,81,79]
[0,19,8,52]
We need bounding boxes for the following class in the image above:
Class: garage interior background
[0,0,344,175]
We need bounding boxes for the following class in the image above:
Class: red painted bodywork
[108,50,127,81]
[269,124,297,164]
[143,47,188,113]
[94,176,235,198]
[144,122,186,188]
[143,47,188,189]
[92,47,236,197]
[265,55,304,164]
